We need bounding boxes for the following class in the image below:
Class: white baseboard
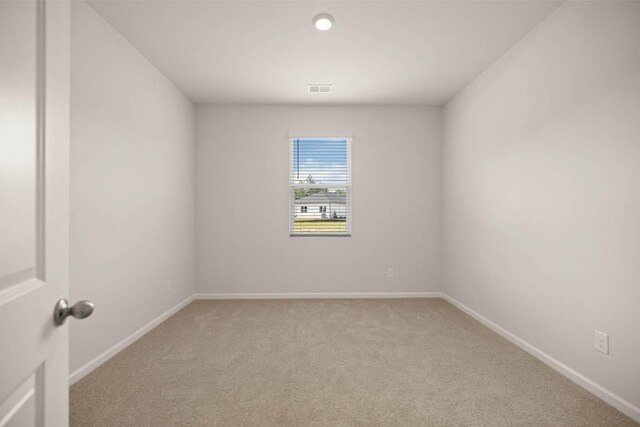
[69,294,195,385]
[442,294,640,423]
[194,292,444,300]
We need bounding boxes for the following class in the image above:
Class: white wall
[197,105,441,295]
[443,1,640,413]
[70,1,196,375]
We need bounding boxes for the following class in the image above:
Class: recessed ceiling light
[313,13,334,31]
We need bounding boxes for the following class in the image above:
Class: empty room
[1,0,639,425]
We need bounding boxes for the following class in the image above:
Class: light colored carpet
[70,299,637,426]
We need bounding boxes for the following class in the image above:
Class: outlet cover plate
[594,330,609,355]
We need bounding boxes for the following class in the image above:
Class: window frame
[288,136,352,238]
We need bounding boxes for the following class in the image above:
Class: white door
[0,0,73,425]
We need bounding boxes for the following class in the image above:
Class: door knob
[53,299,94,326]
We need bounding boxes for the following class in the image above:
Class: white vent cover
[308,84,332,94]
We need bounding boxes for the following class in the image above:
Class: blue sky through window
[292,138,348,185]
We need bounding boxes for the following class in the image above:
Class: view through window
[289,138,351,236]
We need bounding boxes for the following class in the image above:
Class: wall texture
[197,105,441,295]
[443,1,640,411]
[70,1,196,374]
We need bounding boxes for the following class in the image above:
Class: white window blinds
[289,138,352,237]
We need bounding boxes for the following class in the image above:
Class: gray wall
[196,105,442,295]
[442,1,640,409]
[70,1,196,374]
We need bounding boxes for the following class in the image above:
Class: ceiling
[88,1,561,106]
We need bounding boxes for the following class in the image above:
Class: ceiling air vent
[308,84,332,94]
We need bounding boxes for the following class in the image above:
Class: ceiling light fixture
[313,13,334,31]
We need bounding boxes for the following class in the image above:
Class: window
[289,137,351,236]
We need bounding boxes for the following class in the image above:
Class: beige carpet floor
[70,299,637,426]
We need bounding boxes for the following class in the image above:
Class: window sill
[290,234,351,238]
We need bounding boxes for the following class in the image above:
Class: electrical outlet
[594,330,609,355]
[166,279,173,292]
[387,267,394,278]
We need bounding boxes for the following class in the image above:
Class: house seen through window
[289,137,351,236]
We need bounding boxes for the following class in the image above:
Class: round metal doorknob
[53,299,94,326]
